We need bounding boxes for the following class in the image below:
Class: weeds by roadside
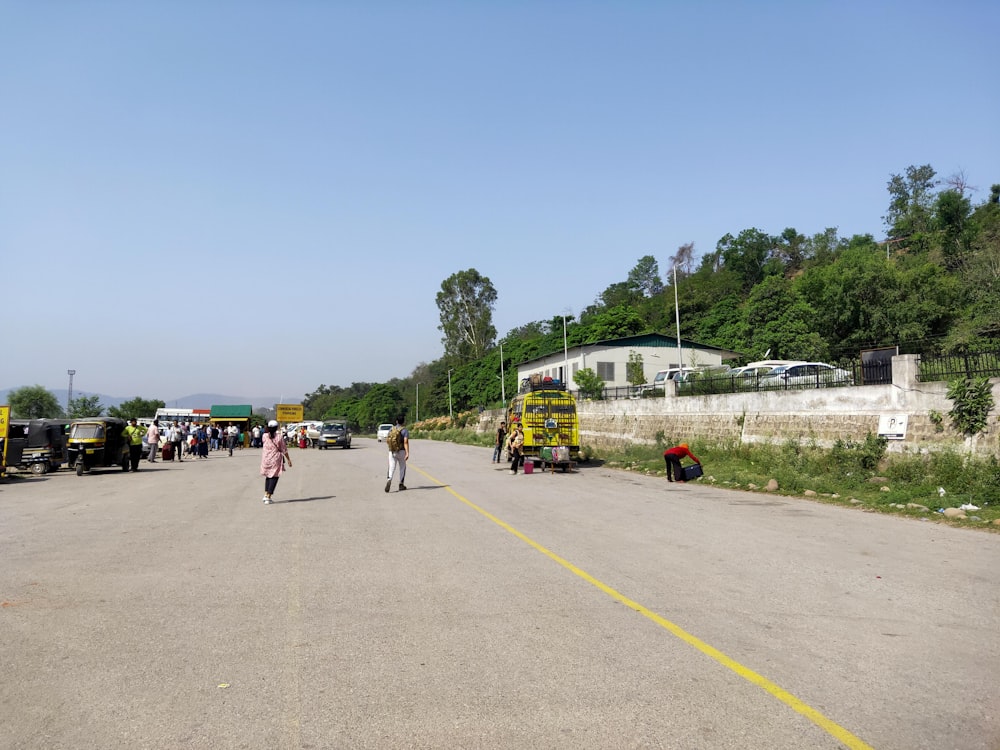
[409,426,1000,530]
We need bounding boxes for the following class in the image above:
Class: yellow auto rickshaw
[66,417,130,475]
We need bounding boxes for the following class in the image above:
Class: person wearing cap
[121,418,146,472]
[663,443,699,483]
[259,420,292,504]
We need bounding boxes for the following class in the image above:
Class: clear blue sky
[2,1,997,403]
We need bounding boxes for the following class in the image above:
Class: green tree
[718,228,783,292]
[436,269,498,362]
[884,164,938,239]
[68,394,104,418]
[8,385,64,419]
[108,397,166,420]
[626,255,664,297]
[584,305,646,341]
[356,384,404,430]
[627,351,645,386]
[573,367,605,399]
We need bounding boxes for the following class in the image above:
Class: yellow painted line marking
[414,465,875,750]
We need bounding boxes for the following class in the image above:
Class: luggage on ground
[681,463,703,481]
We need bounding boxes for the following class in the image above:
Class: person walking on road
[169,421,185,462]
[260,420,291,504]
[122,418,145,472]
[146,420,161,463]
[493,420,507,463]
[663,443,700,482]
[384,416,409,492]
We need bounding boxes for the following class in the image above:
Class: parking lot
[3,438,999,749]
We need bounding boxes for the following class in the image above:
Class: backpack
[386,426,404,452]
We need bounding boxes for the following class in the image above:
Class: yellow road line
[414,465,875,750]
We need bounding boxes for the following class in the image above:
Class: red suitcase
[161,443,174,461]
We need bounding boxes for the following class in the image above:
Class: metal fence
[917,350,1000,382]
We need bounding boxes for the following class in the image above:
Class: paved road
[2,438,998,749]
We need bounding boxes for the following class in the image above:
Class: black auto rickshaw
[4,419,69,475]
[66,417,130,475]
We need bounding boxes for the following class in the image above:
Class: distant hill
[0,387,284,413]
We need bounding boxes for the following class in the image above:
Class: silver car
[760,362,853,388]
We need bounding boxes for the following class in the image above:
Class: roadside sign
[275,404,304,423]
[0,405,10,477]
[878,413,908,440]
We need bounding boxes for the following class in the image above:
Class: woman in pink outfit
[259,420,292,504]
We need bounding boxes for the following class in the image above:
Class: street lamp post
[670,264,683,401]
[562,315,569,386]
[447,369,454,420]
[415,383,419,422]
[67,370,76,414]
[499,341,505,407]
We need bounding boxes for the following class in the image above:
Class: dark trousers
[664,455,683,481]
[172,440,183,460]
[128,444,142,471]
[510,448,523,473]
[264,476,280,495]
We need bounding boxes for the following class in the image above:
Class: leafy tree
[884,164,938,239]
[356,384,404,430]
[741,276,827,361]
[933,189,973,270]
[573,367,605,399]
[718,228,783,292]
[9,385,64,419]
[584,305,646,341]
[436,268,498,362]
[68,394,104,418]
[627,255,664,297]
[627,351,645,386]
[108,397,165,420]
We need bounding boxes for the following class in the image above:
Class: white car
[760,362,854,388]
[376,424,393,442]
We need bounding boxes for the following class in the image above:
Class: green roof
[209,404,253,418]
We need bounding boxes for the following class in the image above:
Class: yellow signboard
[0,405,10,476]
[275,403,304,423]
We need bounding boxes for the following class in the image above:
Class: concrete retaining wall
[472,355,1000,457]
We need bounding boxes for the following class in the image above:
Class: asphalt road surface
[2,438,999,750]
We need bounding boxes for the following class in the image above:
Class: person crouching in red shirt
[663,443,699,483]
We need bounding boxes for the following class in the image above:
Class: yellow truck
[507,378,580,464]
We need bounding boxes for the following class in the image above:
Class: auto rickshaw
[66,417,130,475]
[6,419,69,474]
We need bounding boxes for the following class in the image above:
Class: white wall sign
[878,414,908,440]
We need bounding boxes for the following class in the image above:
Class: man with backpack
[384,416,410,493]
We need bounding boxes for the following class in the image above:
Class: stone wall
[473,355,1000,457]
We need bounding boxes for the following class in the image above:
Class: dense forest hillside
[303,165,1000,427]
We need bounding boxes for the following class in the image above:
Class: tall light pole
[447,369,454,420]
[67,370,76,413]
[499,341,505,406]
[670,264,683,401]
[415,383,419,422]
[562,315,569,386]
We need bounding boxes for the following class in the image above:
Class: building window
[596,361,615,381]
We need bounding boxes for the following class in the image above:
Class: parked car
[318,421,351,449]
[376,423,393,441]
[760,362,853,388]
[729,360,800,379]
[635,367,697,396]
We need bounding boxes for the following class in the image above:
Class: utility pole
[499,341,505,406]
[67,370,76,414]
[448,369,454,420]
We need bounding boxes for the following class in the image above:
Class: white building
[515,333,740,392]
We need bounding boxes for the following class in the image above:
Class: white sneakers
[262,496,271,504]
